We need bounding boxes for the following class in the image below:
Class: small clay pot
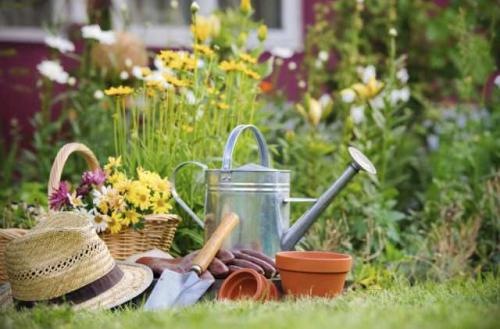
[276,251,352,297]
[218,268,278,301]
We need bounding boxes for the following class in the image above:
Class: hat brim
[74,262,153,311]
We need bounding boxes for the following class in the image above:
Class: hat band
[15,265,124,308]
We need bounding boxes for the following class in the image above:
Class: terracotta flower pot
[276,251,352,297]
[218,268,278,301]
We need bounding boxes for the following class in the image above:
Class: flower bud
[257,24,268,42]
[240,0,252,14]
[191,1,200,14]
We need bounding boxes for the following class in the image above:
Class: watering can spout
[280,147,377,251]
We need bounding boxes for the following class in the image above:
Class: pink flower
[49,181,70,210]
[81,169,107,186]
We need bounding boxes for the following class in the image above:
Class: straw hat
[5,212,153,310]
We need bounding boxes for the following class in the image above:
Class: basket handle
[47,143,101,197]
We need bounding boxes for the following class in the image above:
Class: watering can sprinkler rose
[172,125,376,257]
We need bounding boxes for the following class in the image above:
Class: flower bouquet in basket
[47,143,179,260]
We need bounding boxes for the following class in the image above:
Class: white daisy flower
[68,192,85,208]
[92,185,110,206]
[73,207,93,219]
[288,61,297,71]
[399,87,410,102]
[90,210,109,233]
[350,105,365,124]
[318,50,329,62]
[369,95,385,110]
[37,60,69,84]
[340,89,356,103]
[120,70,129,80]
[319,94,332,108]
[184,89,196,105]
[67,77,76,86]
[44,35,75,53]
[94,90,104,99]
[360,65,376,84]
[271,47,294,59]
[81,25,116,45]
[396,68,409,83]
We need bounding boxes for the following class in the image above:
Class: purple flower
[76,184,91,197]
[81,169,107,186]
[49,181,70,210]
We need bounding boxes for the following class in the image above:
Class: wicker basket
[47,143,180,260]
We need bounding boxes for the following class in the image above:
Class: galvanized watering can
[172,125,376,257]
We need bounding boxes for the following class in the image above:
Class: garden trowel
[144,213,239,310]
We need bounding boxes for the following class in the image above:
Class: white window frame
[0,0,87,42]
[118,0,302,51]
[0,0,303,51]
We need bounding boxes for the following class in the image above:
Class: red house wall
[0,0,322,146]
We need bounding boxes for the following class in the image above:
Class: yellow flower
[351,78,384,100]
[105,189,126,212]
[219,60,247,72]
[194,44,214,58]
[182,124,194,133]
[126,181,150,210]
[243,68,261,80]
[108,171,127,186]
[146,80,164,90]
[114,177,132,194]
[240,0,252,14]
[158,51,197,71]
[257,24,268,42]
[163,74,190,87]
[191,15,220,42]
[137,167,158,186]
[154,178,171,195]
[104,86,134,96]
[365,77,384,97]
[307,98,322,126]
[98,200,109,214]
[107,212,123,234]
[206,86,218,95]
[239,53,257,65]
[217,102,230,110]
[151,193,172,214]
[104,156,122,173]
[122,209,140,226]
[141,67,151,77]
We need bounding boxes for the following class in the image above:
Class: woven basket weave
[0,229,27,282]
[0,143,180,282]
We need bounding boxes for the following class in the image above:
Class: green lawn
[1,275,499,329]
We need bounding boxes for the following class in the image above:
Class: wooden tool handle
[191,213,239,274]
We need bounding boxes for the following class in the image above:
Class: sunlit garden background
[0,0,499,328]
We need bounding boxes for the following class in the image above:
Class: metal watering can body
[172,125,376,257]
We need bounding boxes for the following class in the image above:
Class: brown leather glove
[137,248,277,280]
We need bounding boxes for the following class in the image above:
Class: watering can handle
[171,161,208,228]
[222,124,270,170]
